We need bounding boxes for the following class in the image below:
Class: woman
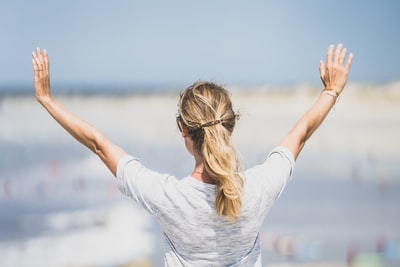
[32,44,353,266]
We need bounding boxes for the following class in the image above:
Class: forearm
[38,96,104,154]
[301,91,336,142]
[280,90,336,159]
[38,96,126,175]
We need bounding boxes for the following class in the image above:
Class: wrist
[321,88,339,104]
[36,94,54,107]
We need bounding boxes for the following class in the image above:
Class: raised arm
[279,44,353,160]
[32,48,127,176]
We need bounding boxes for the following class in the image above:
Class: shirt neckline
[186,175,216,190]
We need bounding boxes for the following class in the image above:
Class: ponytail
[178,82,244,221]
[202,124,243,221]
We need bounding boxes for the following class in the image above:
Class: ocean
[1,84,399,266]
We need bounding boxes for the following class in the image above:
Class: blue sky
[1,0,399,90]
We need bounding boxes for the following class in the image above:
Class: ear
[177,120,189,138]
[181,126,189,138]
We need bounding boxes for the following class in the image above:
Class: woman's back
[117,147,294,266]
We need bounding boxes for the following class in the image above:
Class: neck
[191,164,215,184]
[190,149,216,184]
[192,171,215,184]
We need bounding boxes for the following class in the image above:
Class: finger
[32,49,42,66]
[319,59,325,78]
[36,47,42,58]
[32,50,38,64]
[32,51,40,71]
[334,43,343,65]
[345,53,354,70]
[339,48,347,65]
[43,49,49,72]
[326,44,334,66]
[35,48,41,64]
[33,48,45,73]
[32,58,37,72]
[36,47,44,62]
[319,60,327,87]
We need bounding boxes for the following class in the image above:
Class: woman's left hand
[32,48,51,103]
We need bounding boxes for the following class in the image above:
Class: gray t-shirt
[116,146,295,266]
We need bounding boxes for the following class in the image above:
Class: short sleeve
[116,155,138,197]
[245,146,295,203]
[265,146,295,198]
[116,154,174,214]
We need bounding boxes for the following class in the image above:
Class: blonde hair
[177,81,243,221]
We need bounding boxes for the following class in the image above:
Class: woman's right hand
[319,44,353,95]
[31,47,127,176]
[32,48,51,103]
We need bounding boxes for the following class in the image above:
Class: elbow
[90,131,107,159]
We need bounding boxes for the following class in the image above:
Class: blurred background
[1,0,400,91]
[1,1,399,266]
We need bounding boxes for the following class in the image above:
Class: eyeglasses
[176,114,183,132]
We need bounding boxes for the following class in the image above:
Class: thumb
[319,59,327,87]
[319,60,325,79]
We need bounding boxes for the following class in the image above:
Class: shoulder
[244,146,295,197]
[245,146,295,178]
[116,155,179,196]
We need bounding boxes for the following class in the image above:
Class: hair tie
[200,119,222,128]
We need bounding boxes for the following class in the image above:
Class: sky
[1,0,399,91]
